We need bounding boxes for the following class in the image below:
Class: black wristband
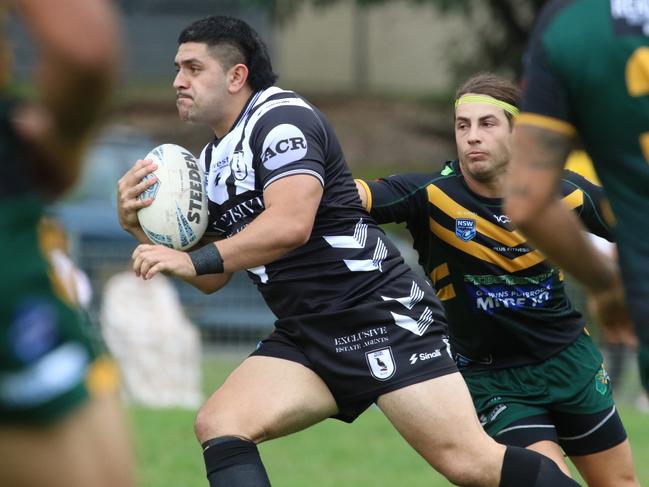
[189,244,224,275]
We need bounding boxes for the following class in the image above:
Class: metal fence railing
[72,233,275,346]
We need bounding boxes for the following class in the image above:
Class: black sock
[499,446,580,487]
[202,436,271,487]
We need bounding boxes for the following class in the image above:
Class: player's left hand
[132,244,196,280]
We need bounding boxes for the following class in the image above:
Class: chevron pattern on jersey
[390,307,433,336]
[323,219,367,248]
[381,280,433,335]
[381,280,424,310]
[324,219,387,272]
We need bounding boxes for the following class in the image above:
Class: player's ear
[227,63,249,94]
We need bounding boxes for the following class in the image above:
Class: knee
[432,447,496,487]
[194,401,243,444]
[194,399,263,444]
[440,463,484,487]
[194,403,218,443]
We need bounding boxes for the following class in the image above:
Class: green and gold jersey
[0,94,108,423]
[519,0,649,337]
[360,160,612,371]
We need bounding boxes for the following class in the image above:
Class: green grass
[130,354,649,487]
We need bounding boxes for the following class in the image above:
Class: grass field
[130,354,649,487]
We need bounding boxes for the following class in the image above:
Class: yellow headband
[455,94,520,117]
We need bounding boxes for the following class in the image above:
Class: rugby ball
[137,144,208,250]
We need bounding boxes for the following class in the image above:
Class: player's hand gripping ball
[137,144,208,250]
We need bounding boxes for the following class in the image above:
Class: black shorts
[251,273,458,422]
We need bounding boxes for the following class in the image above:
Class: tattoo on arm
[522,126,573,170]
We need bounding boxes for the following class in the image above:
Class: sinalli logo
[409,349,442,365]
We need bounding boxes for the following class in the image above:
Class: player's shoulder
[426,160,464,190]
[372,163,456,203]
[559,168,601,194]
[378,170,437,191]
[250,87,320,127]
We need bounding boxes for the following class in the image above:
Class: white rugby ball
[137,144,208,250]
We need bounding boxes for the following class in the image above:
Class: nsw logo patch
[455,218,476,241]
[261,124,308,170]
[365,347,396,380]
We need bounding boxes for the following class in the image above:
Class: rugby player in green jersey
[0,1,134,486]
[506,0,649,399]
[357,73,639,486]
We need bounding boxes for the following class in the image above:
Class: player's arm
[12,0,120,196]
[132,174,322,291]
[355,174,426,224]
[215,174,321,270]
[132,104,324,289]
[131,242,234,294]
[505,124,615,289]
[118,157,235,292]
[506,124,633,342]
[356,179,370,209]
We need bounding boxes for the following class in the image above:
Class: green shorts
[463,332,614,438]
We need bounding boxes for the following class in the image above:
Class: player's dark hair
[455,73,521,127]
[178,16,278,91]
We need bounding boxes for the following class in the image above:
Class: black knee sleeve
[500,446,580,487]
[202,436,271,487]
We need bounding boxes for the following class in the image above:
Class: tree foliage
[245,0,547,78]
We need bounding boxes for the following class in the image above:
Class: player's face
[173,42,230,127]
[455,97,512,183]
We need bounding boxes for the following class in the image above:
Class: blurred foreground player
[0,1,134,486]
[505,0,649,395]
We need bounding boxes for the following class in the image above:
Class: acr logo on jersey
[261,124,308,170]
[455,218,476,241]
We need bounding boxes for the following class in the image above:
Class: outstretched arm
[132,174,322,293]
[504,125,609,286]
[505,124,634,343]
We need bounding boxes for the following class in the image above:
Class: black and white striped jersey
[198,87,412,318]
